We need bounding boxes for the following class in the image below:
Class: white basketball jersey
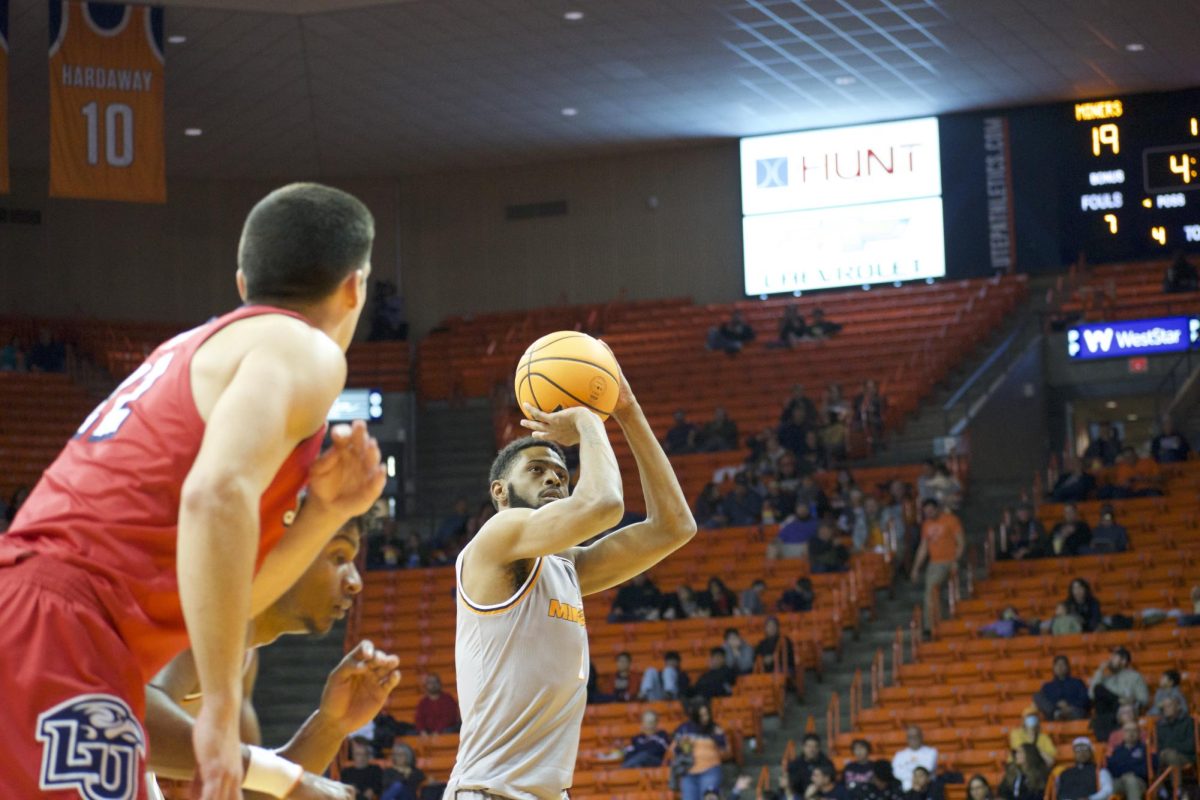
[447,550,589,800]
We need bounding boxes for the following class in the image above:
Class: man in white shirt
[892,726,938,791]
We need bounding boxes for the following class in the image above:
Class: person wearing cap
[1086,504,1129,554]
[1007,707,1056,766]
[1054,739,1113,800]
[910,498,965,635]
[1090,647,1150,739]
[1034,655,1091,721]
[1154,694,1196,769]
[1106,720,1151,800]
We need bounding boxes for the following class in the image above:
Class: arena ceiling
[7,0,1199,178]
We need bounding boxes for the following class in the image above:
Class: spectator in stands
[700,576,739,617]
[1151,416,1191,464]
[999,744,1049,800]
[665,410,699,455]
[854,379,887,445]
[1049,456,1097,503]
[779,406,813,457]
[640,650,690,701]
[692,647,737,700]
[981,606,1036,638]
[916,461,939,504]
[911,498,965,635]
[27,327,66,373]
[776,452,803,493]
[1055,739,1112,800]
[1150,669,1188,718]
[381,743,425,800]
[1154,694,1196,769]
[622,709,671,768]
[1035,655,1091,721]
[778,577,816,613]
[434,497,470,548]
[609,572,663,622]
[465,499,496,538]
[749,428,789,476]
[1008,707,1057,766]
[699,407,740,452]
[927,463,962,511]
[778,306,811,347]
[671,700,731,800]
[1000,504,1049,560]
[762,480,796,525]
[599,651,640,702]
[782,384,819,427]
[1083,422,1122,467]
[862,762,904,800]
[892,726,938,791]
[1105,705,1139,751]
[769,501,820,559]
[1085,505,1129,554]
[967,776,993,800]
[799,430,830,474]
[0,335,24,371]
[1090,646,1150,739]
[810,522,850,574]
[804,764,848,800]
[342,737,385,800]
[694,482,727,529]
[400,533,427,569]
[1107,721,1150,800]
[740,579,767,616]
[843,493,885,552]
[723,628,755,675]
[1044,602,1084,636]
[1103,448,1164,499]
[882,480,919,570]
[1050,505,1092,557]
[663,584,707,620]
[842,739,877,799]
[755,616,796,675]
[902,767,939,800]
[807,308,843,339]
[1163,250,1199,293]
[1064,578,1102,632]
[788,733,836,793]
[414,673,460,734]
[821,383,851,425]
[796,475,832,519]
[707,310,756,355]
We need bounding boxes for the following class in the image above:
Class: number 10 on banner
[81,102,133,167]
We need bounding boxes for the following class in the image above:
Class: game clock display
[1068,88,1200,260]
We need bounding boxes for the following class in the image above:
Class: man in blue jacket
[1034,656,1091,721]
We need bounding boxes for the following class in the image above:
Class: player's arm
[564,370,696,596]
[179,327,345,797]
[471,406,624,562]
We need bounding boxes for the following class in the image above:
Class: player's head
[488,437,569,511]
[260,516,364,638]
[236,183,375,350]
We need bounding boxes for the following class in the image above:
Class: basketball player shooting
[144,517,401,800]
[447,356,696,800]
[0,183,386,800]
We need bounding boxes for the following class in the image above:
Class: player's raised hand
[520,403,600,446]
[191,705,243,800]
[596,339,635,417]
[318,639,402,735]
[308,420,387,519]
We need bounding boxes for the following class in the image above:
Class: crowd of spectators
[0,327,69,373]
[706,306,845,356]
[607,571,818,624]
[1047,418,1190,505]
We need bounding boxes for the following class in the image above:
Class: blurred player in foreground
[447,356,697,800]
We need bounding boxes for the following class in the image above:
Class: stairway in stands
[413,398,497,522]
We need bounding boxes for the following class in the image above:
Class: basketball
[515,331,622,421]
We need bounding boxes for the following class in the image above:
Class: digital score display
[1066,89,1200,259]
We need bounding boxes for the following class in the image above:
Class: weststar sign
[1067,316,1199,361]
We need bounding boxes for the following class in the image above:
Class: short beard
[506,482,539,510]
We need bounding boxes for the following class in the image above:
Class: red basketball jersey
[0,305,327,681]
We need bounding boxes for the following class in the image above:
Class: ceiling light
[184,128,203,137]
[561,107,578,117]
[563,10,584,21]
[835,76,856,86]
[168,35,187,44]
[1127,414,1139,422]
[1124,43,1145,52]
[1105,400,1118,409]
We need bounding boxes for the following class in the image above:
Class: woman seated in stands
[754,616,796,677]
[998,744,1048,800]
[662,584,708,620]
[967,775,994,800]
[670,700,732,800]
[697,576,739,617]
[1063,578,1103,632]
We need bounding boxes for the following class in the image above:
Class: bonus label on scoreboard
[1067,88,1200,260]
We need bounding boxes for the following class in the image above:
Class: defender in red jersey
[0,183,387,800]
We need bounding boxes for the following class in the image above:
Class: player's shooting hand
[291,773,357,800]
[308,420,387,520]
[596,340,635,417]
[192,704,242,800]
[519,403,599,446]
[318,639,402,735]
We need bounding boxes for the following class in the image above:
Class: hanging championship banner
[0,0,9,194]
[49,1,165,202]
